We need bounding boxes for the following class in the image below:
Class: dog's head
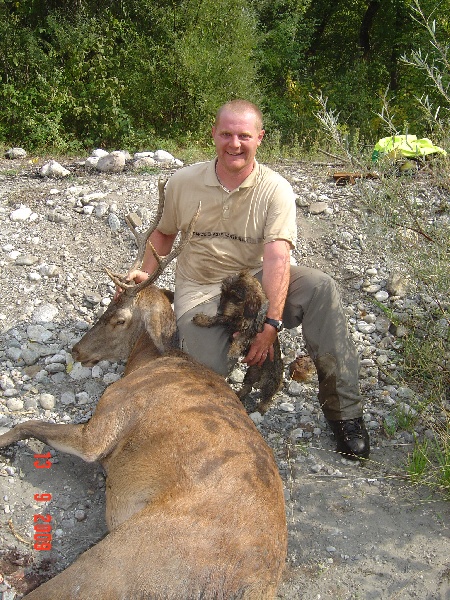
[217,270,267,324]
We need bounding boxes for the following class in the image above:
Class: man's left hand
[242,324,278,366]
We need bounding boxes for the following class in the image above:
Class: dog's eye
[231,289,246,302]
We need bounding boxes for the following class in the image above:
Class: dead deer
[0,179,287,600]
[193,270,284,415]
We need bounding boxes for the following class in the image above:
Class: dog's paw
[192,313,214,327]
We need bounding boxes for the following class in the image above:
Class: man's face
[212,109,264,176]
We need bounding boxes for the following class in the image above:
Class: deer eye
[115,318,126,326]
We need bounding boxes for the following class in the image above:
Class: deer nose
[71,344,96,365]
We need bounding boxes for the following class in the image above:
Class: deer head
[72,178,200,365]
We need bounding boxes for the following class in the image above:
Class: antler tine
[104,266,136,292]
[126,177,168,273]
[134,201,201,291]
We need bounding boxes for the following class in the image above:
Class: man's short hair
[215,100,263,131]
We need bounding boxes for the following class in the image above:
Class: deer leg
[0,390,128,462]
[0,421,96,460]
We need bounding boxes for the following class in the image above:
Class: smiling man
[127,99,370,460]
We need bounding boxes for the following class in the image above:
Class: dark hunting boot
[315,353,370,460]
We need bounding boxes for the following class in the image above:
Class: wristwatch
[264,317,284,332]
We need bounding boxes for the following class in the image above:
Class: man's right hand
[113,269,149,301]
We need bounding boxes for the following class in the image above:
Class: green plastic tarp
[372,135,447,161]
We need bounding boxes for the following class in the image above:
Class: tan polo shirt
[157,159,297,317]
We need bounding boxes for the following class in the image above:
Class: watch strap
[264,317,283,332]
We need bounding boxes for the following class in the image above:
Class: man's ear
[257,129,265,145]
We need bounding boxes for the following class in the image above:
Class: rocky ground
[0,153,449,599]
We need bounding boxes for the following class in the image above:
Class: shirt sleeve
[155,176,180,236]
[263,176,297,248]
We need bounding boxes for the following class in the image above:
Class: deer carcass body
[0,285,287,600]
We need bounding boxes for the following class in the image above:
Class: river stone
[6,147,27,159]
[32,303,59,323]
[6,398,24,411]
[39,393,56,410]
[10,206,32,221]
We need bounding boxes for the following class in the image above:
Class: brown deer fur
[0,283,287,599]
[193,270,284,415]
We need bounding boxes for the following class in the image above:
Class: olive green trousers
[177,266,363,421]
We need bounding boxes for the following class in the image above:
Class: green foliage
[407,434,450,498]
[0,0,261,150]
[0,0,449,153]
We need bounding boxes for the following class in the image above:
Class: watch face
[266,318,283,331]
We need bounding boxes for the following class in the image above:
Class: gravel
[0,154,449,599]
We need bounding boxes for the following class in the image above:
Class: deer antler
[106,177,200,294]
[127,178,168,273]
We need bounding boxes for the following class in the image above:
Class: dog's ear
[243,292,264,318]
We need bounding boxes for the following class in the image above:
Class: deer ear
[143,296,176,353]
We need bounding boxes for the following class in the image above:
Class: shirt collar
[205,159,259,189]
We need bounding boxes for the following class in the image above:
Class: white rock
[134,151,154,159]
[133,157,156,169]
[40,160,70,178]
[108,213,121,232]
[32,303,59,323]
[6,147,27,159]
[154,150,175,163]
[39,393,56,410]
[85,156,100,169]
[96,151,126,173]
[357,321,376,334]
[92,148,109,157]
[91,365,103,379]
[39,264,60,277]
[249,412,264,425]
[10,206,32,221]
[374,290,389,302]
[95,202,109,217]
[363,284,382,293]
[7,398,24,412]
[309,202,328,215]
[70,363,92,380]
[0,375,15,390]
[228,368,245,384]
[279,402,295,412]
[288,381,303,396]
[83,192,107,202]
[28,271,41,282]
[27,324,53,342]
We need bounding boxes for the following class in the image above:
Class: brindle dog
[193,270,283,414]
